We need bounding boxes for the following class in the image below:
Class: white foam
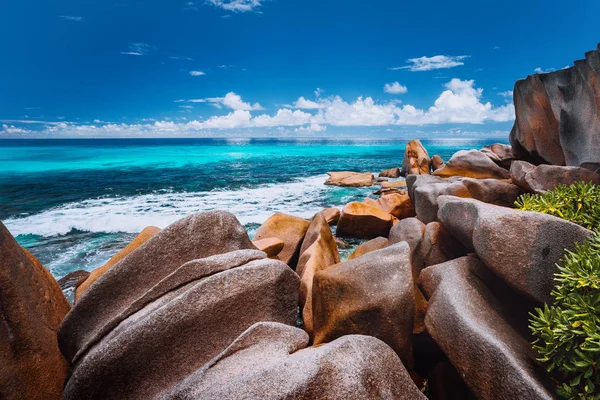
[5,175,365,237]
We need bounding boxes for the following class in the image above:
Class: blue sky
[1,0,599,138]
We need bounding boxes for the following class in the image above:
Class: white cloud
[295,124,327,133]
[384,82,408,94]
[534,67,555,74]
[179,105,194,109]
[1,124,28,134]
[189,92,264,111]
[169,56,195,61]
[314,88,323,97]
[390,55,469,72]
[207,0,262,12]
[498,90,513,103]
[58,15,83,21]
[293,96,327,109]
[120,43,154,56]
[189,70,206,76]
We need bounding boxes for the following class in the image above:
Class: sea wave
[5,175,366,237]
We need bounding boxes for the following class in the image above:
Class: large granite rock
[379,167,401,178]
[348,236,388,260]
[252,237,285,258]
[325,171,375,187]
[61,250,300,400]
[321,207,341,225]
[253,213,311,268]
[59,270,90,303]
[481,143,515,169]
[510,44,600,169]
[296,213,339,336]
[312,243,415,367]
[402,139,431,175]
[363,191,416,219]
[0,222,71,400]
[420,256,555,399]
[437,196,593,303]
[433,150,511,179]
[336,202,396,239]
[75,226,161,302]
[511,160,600,193]
[59,211,257,364]
[161,322,427,400]
[431,155,445,171]
[388,217,426,251]
[407,175,521,223]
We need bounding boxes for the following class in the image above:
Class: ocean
[0,138,507,279]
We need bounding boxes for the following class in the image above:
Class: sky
[1,0,599,138]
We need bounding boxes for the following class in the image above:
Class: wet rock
[0,222,71,400]
[510,160,600,193]
[296,214,339,336]
[433,149,511,179]
[252,237,285,258]
[402,139,431,175]
[161,322,427,400]
[481,143,515,169]
[321,207,341,225]
[312,243,415,367]
[437,196,593,303]
[325,171,374,187]
[379,167,401,178]
[409,175,521,223]
[348,236,388,260]
[75,226,161,302]
[510,45,600,167]
[336,202,396,239]
[363,192,416,220]
[253,213,311,268]
[420,256,555,399]
[62,251,300,400]
[431,155,445,171]
[59,211,257,364]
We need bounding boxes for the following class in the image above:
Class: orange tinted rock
[1,222,71,400]
[363,192,416,220]
[336,202,395,239]
[348,236,388,260]
[381,180,407,189]
[325,171,374,187]
[433,150,510,179]
[321,207,341,225]
[379,167,401,178]
[431,155,445,171]
[312,243,415,367]
[252,237,285,258]
[402,140,431,175]
[75,226,160,302]
[253,213,311,268]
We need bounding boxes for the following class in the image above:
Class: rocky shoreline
[1,44,599,400]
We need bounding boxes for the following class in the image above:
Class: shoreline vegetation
[1,44,599,400]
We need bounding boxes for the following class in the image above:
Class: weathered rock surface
[321,207,341,225]
[510,160,600,193]
[379,167,401,178]
[481,143,515,169]
[325,171,374,187]
[388,217,426,251]
[363,192,416,220]
[408,175,521,223]
[59,211,257,364]
[348,236,389,260]
[380,180,408,189]
[296,214,339,335]
[510,44,600,168]
[431,155,445,171]
[336,202,396,239]
[62,250,300,400]
[402,139,431,175]
[75,226,160,301]
[433,149,511,179]
[420,256,555,399]
[253,213,311,268]
[59,270,90,303]
[161,322,426,400]
[252,237,285,258]
[312,243,415,367]
[0,222,71,400]
[437,196,593,303]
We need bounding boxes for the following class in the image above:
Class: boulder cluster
[1,45,599,400]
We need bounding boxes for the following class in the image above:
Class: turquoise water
[0,138,506,278]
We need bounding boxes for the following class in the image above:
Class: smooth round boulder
[320,207,341,225]
[252,237,285,258]
[431,155,445,171]
[510,160,600,193]
[433,150,511,179]
[325,171,374,187]
[253,213,311,268]
[348,236,389,260]
[363,192,416,220]
[402,139,431,175]
[379,167,401,178]
[336,202,396,239]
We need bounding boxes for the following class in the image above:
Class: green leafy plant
[530,233,600,399]
[515,181,600,231]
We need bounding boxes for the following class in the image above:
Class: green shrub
[529,233,600,399]
[515,182,600,231]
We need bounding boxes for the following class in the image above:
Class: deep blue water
[0,138,507,278]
